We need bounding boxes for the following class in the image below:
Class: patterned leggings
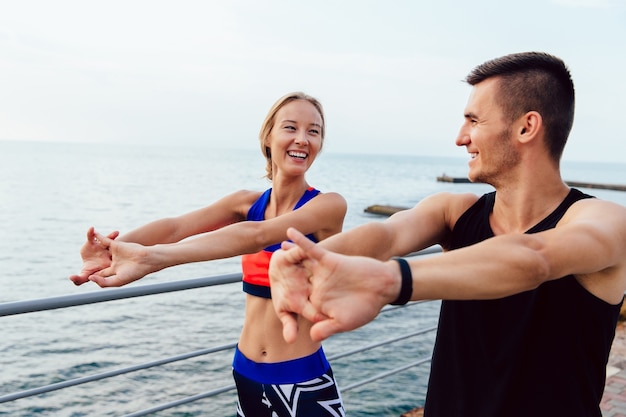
[232,347,345,417]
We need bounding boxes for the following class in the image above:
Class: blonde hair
[259,92,325,180]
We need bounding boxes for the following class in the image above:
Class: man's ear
[517,111,542,144]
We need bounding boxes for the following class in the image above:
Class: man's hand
[69,227,119,286]
[270,227,397,343]
[269,238,320,344]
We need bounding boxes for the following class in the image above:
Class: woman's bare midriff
[237,294,321,363]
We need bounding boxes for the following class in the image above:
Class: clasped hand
[269,227,393,343]
[69,227,153,287]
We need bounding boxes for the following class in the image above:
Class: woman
[70,92,347,416]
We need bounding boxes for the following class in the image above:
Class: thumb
[88,266,116,287]
[69,273,90,286]
[276,311,299,344]
[280,240,296,251]
[286,227,327,263]
[93,231,113,249]
[89,268,115,288]
[310,319,343,342]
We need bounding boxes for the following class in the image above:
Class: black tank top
[424,188,622,417]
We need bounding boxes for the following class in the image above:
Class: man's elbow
[530,254,552,288]
[524,236,552,287]
[505,234,551,289]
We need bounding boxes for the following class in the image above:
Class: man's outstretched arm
[270,199,626,341]
[270,227,402,342]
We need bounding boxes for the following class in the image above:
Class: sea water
[1,140,624,416]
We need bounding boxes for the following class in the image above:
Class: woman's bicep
[170,190,259,239]
[254,192,347,246]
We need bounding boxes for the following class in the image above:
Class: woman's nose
[294,132,308,145]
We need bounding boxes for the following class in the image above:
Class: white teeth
[470,153,477,159]
[288,151,307,159]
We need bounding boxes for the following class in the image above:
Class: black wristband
[390,257,413,305]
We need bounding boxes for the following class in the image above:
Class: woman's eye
[284,125,296,131]
[309,129,320,135]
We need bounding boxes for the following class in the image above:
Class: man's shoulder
[427,191,483,205]
[442,191,484,214]
[563,194,626,222]
[422,191,484,229]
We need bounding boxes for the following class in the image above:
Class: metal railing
[0,249,441,416]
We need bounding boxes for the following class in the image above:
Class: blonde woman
[71,92,347,416]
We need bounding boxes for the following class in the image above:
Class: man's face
[455,78,520,185]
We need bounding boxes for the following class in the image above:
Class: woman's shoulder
[212,189,268,218]
[314,190,347,205]
[227,189,268,203]
[306,190,347,216]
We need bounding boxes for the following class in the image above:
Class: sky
[1,0,624,162]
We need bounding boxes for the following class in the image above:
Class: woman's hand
[69,227,119,286]
[85,230,159,287]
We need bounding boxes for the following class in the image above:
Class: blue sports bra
[241,187,320,298]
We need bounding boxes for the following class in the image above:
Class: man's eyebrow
[464,112,478,119]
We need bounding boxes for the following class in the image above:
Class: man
[268,52,626,416]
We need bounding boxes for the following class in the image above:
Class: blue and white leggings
[232,346,345,417]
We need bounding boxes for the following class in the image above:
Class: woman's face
[266,99,323,178]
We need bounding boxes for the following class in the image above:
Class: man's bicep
[547,201,626,277]
[546,201,626,304]
[384,194,458,256]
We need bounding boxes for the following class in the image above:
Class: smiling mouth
[470,153,478,159]
[288,151,308,160]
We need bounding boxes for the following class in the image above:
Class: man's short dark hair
[465,52,575,161]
